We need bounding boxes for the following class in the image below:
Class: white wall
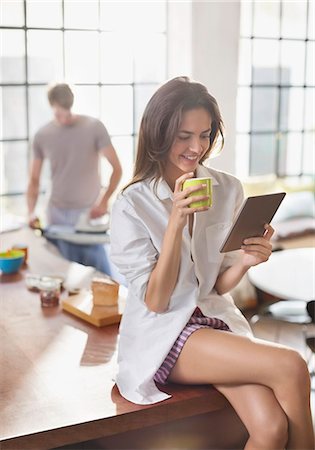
[168,0,241,175]
[167,1,192,78]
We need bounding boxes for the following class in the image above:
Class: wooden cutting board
[62,287,126,327]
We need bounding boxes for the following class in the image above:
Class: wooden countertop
[0,228,230,450]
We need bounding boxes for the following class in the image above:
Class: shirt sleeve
[219,178,244,273]
[110,196,158,304]
[94,120,112,151]
[32,132,44,160]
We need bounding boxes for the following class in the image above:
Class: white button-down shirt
[110,165,252,405]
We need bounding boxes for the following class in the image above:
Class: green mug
[182,177,212,208]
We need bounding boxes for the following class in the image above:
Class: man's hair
[47,83,74,109]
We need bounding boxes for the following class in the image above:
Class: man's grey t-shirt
[33,115,111,209]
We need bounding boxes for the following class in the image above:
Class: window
[236,0,314,178]
[0,0,167,197]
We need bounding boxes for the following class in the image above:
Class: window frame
[236,0,314,179]
[0,0,168,196]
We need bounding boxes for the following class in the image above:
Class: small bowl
[0,250,25,274]
[25,274,65,292]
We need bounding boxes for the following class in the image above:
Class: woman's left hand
[240,224,274,268]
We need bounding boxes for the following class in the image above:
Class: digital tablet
[220,192,286,253]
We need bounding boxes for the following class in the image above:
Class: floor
[250,314,315,433]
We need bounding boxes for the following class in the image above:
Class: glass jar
[39,278,61,307]
[12,243,28,265]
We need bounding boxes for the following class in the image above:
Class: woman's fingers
[175,193,209,206]
[241,245,271,259]
[175,192,210,206]
[174,182,207,202]
[263,223,275,241]
[243,238,272,249]
[174,172,194,194]
[243,224,274,247]
[242,225,273,263]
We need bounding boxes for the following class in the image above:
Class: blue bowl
[0,250,25,274]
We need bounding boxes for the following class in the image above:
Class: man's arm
[26,158,43,227]
[89,144,122,219]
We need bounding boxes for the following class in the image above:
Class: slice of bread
[91,277,119,306]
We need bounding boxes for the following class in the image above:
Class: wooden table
[0,228,246,450]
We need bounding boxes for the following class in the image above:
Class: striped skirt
[153,307,231,385]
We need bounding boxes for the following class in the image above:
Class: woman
[110,77,314,449]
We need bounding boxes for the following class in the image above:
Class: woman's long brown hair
[123,76,224,192]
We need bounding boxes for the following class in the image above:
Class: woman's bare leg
[168,328,314,449]
[213,383,288,449]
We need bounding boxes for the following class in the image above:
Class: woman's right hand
[170,172,210,230]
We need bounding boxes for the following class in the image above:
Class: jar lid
[38,278,61,291]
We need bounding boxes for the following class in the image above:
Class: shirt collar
[152,178,173,200]
[153,165,219,201]
[196,165,219,186]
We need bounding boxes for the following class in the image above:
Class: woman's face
[164,107,212,185]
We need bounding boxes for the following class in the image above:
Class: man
[26,83,122,274]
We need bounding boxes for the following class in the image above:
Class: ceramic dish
[25,274,64,292]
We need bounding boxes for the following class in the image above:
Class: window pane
[250,133,277,176]
[303,132,315,175]
[134,84,158,132]
[304,88,314,131]
[252,39,279,85]
[0,30,25,83]
[253,1,280,38]
[282,1,308,39]
[306,41,314,86]
[279,132,303,176]
[308,0,314,40]
[235,133,250,178]
[240,0,252,37]
[0,87,27,140]
[100,33,133,83]
[0,141,28,195]
[100,2,166,32]
[280,40,305,86]
[72,85,100,118]
[110,136,134,187]
[134,34,166,82]
[238,38,252,85]
[0,0,24,26]
[101,86,133,135]
[28,86,52,138]
[252,88,279,132]
[0,144,4,195]
[280,88,304,132]
[65,31,99,83]
[27,30,63,83]
[236,87,251,133]
[64,0,99,29]
[26,0,62,28]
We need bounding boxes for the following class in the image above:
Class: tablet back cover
[220,192,286,253]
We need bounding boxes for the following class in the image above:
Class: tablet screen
[220,192,286,253]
